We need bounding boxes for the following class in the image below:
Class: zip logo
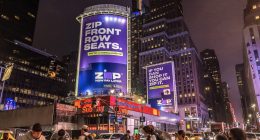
[95,69,122,83]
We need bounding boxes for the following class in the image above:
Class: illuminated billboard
[146,62,177,112]
[76,14,128,96]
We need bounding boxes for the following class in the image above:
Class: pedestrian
[141,125,167,140]
[176,130,189,140]
[214,134,228,140]
[18,123,46,140]
[229,128,246,140]
[120,130,131,140]
[50,129,71,140]
[79,125,93,140]
[1,133,11,140]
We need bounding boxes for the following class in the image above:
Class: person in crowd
[175,130,189,140]
[140,125,172,140]
[120,130,131,140]
[214,134,228,140]
[229,128,246,140]
[79,125,93,140]
[19,123,46,140]
[50,129,71,140]
[1,133,11,140]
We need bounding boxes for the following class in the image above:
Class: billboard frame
[75,4,131,97]
[144,61,178,113]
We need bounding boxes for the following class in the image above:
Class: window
[14,15,20,20]
[27,12,35,18]
[1,14,9,20]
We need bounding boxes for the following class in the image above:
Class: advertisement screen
[77,14,128,96]
[146,62,176,109]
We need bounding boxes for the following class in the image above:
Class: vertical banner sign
[77,14,128,96]
[146,62,176,110]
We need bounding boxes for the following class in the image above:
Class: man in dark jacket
[120,130,131,140]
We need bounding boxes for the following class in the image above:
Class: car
[95,133,124,140]
[246,132,257,140]
[0,130,15,140]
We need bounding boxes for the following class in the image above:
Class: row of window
[150,2,175,13]
[5,86,61,100]
[144,24,165,34]
[0,12,35,21]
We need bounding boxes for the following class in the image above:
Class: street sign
[140,116,145,122]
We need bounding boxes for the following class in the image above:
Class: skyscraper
[0,0,39,45]
[0,39,68,109]
[235,64,250,123]
[200,49,229,122]
[139,0,208,130]
[130,0,146,94]
[243,0,260,126]
[200,49,222,92]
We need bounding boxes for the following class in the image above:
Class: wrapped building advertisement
[146,62,177,112]
[77,14,128,96]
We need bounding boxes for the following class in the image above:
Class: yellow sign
[88,51,123,56]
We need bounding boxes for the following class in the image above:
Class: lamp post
[251,104,258,130]
[138,99,146,126]
[110,89,123,133]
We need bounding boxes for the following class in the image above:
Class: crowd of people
[0,123,249,140]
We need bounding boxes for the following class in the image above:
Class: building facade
[200,49,222,92]
[236,64,251,123]
[0,39,68,109]
[243,0,260,127]
[138,0,208,130]
[0,0,39,45]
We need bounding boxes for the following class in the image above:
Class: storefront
[74,96,180,134]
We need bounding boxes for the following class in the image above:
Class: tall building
[200,49,222,92]
[139,0,208,130]
[243,0,260,126]
[0,0,39,45]
[236,64,250,123]
[62,51,78,96]
[0,39,68,109]
[221,82,236,124]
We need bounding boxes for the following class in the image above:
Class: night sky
[33,0,246,122]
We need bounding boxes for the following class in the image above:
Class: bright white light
[86,90,92,96]
[160,117,167,120]
[119,92,123,96]
[171,119,177,122]
[105,16,109,21]
[109,17,113,21]
[113,17,117,21]
[110,89,115,94]
[121,19,126,24]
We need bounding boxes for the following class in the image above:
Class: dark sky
[34,0,246,122]
[183,0,246,122]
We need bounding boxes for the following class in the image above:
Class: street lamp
[110,89,119,133]
[138,99,146,126]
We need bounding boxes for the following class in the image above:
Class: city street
[0,0,259,140]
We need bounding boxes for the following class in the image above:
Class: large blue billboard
[77,14,128,96]
[146,62,177,111]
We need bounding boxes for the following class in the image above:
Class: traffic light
[140,116,145,122]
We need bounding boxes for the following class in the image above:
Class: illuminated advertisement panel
[77,14,128,96]
[146,62,177,111]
